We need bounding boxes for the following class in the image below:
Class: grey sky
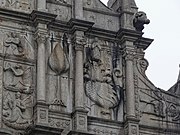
[101,0,180,90]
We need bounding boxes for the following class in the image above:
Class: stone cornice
[134,37,154,50]
[68,18,94,34]
[0,8,31,24]
[86,27,117,41]
[117,28,143,43]
[31,10,57,27]
[25,124,63,135]
[67,130,94,135]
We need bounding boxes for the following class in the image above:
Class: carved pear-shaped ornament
[48,35,69,75]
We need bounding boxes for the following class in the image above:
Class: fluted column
[124,46,136,118]
[122,41,139,135]
[74,33,86,109]
[37,0,46,11]
[36,31,47,103]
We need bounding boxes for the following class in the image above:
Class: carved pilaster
[0,60,3,127]
[74,0,84,19]
[72,109,88,132]
[37,0,47,11]
[35,31,48,103]
[73,34,86,109]
[122,46,136,119]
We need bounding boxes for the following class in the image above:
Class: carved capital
[74,36,87,51]
[123,49,136,61]
[36,33,48,45]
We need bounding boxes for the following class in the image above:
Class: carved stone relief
[47,4,71,21]
[133,11,150,31]
[3,61,34,94]
[84,38,123,120]
[1,0,34,12]
[4,32,34,60]
[84,11,119,31]
[48,33,71,112]
[2,91,33,130]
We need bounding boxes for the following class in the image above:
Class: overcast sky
[101,0,180,90]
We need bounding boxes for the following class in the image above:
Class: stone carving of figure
[4,32,34,59]
[4,62,32,93]
[133,11,150,31]
[5,32,25,56]
[84,38,122,120]
[3,92,32,129]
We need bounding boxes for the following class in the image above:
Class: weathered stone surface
[0,0,179,135]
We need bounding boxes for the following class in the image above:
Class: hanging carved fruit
[48,41,69,75]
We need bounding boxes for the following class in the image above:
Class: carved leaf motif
[48,42,69,75]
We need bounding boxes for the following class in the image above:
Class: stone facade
[0,0,179,135]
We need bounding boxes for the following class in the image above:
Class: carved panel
[2,91,33,130]
[84,38,123,120]
[47,3,72,21]
[48,116,71,130]
[3,31,34,60]
[84,10,119,31]
[47,33,72,113]
[3,61,34,94]
[88,122,122,135]
[0,0,35,13]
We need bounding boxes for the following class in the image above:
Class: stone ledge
[25,124,63,135]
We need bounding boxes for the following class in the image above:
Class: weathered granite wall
[0,0,179,135]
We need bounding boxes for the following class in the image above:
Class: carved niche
[4,32,34,60]
[1,0,35,12]
[84,38,123,120]
[48,33,72,112]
